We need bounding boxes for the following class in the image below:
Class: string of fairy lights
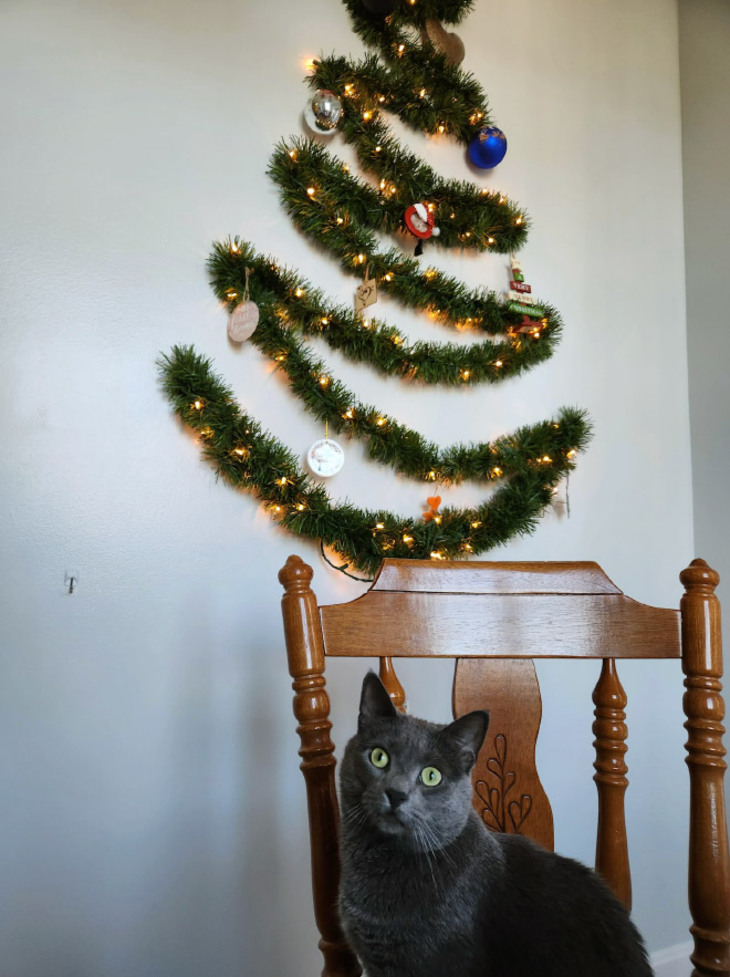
[269,137,528,258]
[159,345,590,577]
[208,239,561,385]
[159,0,592,573]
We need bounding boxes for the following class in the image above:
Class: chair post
[279,555,362,977]
[680,559,730,977]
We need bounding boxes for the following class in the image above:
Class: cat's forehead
[360,713,443,751]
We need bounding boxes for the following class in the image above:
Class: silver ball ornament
[304,89,343,137]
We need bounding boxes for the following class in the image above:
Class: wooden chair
[279,555,730,977]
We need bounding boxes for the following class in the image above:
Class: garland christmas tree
[159,0,591,578]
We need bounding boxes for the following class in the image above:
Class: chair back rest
[318,559,681,886]
[279,555,729,977]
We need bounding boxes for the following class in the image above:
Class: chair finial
[680,559,720,594]
[279,554,314,593]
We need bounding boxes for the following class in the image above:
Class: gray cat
[338,672,654,977]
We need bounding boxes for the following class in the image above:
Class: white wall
[679,0,730,660]
[0,1,695,974]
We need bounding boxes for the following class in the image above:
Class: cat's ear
[359,671,398,727]
[442,711,489,769]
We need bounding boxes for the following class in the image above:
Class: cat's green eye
[370,747,389,769]
[420,766,442,787]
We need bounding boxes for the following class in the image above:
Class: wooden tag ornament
[355,266,378,313]
[228,302,259,342]
[228,268,260,343]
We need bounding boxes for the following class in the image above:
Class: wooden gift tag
[354,268,377,314]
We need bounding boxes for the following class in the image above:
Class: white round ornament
[228,301,259,343]
[307,437,345,478]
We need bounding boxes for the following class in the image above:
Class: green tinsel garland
[310,50,488,144]
[269,139,527,258]
[159,345,591,577]
[286,0,530,258]
[201,243,586,487]
[348,0,476,40]
[210,227,544,333]
[339,0,482,126]
[208,238,560,385]
[159,0,593,571]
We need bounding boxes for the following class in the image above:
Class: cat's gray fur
[338,672,654,977]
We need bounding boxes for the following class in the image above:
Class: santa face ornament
[404,202,440,255]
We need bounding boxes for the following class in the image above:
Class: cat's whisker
[341,802,370,828]
[413,822,442,899]
[413,812,457,873]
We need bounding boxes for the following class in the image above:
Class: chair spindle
[592,658,631,908]
[379,657,406,711]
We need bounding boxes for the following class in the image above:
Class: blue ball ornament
[468,125,507,169]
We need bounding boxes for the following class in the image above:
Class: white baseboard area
[650,941,694,977]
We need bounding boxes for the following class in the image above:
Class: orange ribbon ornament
[422,496,442,522]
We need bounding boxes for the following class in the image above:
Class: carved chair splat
[278,556,730,977]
